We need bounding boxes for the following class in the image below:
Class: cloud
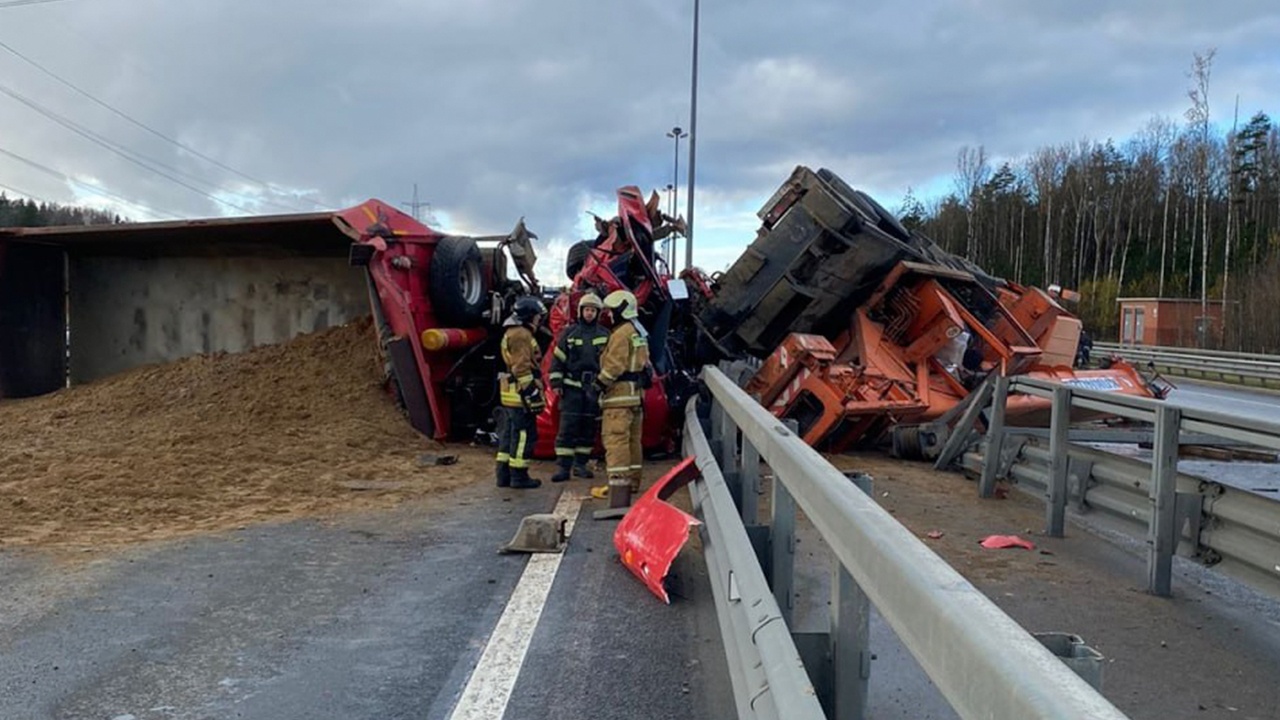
[0,0,1276,280]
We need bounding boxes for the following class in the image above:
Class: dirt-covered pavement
[0,318,490,549]
[813,452,1280,720]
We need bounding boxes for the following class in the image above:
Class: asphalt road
[0,480,734,720]
[1164,378,1280,422]
[1163,379,1279,493]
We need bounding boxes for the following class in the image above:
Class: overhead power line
[0,80,251,199]
[0,144,184,219]
[0,0,79,8]
[0,178,53,205]
[0,81,265,215]
[0,79,311,215]
[0,37,315,213]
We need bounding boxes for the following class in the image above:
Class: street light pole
[666,126,687,267]
[684,0,700,271]
[664,183,675,264]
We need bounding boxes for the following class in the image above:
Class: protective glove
[520,382,544,409]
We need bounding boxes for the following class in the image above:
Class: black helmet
[513,296,545,322]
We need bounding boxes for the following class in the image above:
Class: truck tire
[565,240,592,280]
[855,190,912,243]
[430,236,487,326]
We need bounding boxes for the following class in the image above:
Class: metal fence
[1094,341,1280,385]
[687,365,1128,720]
[968,376,1280,599]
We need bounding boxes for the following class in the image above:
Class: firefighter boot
[495,462,511,488]
[573,454,594,479]
[550,457,573,483]
[510,467,542,490]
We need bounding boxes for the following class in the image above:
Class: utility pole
[684,0,700,271]
[401,183,434,225]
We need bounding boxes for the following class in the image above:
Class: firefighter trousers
[496,406,538,470]
[602,406,642,488]
[555,386,598,464]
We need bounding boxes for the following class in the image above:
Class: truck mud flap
[387,336,434,437]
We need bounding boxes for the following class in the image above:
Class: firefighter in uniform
[596,289,650,497]
[548,293,609,482]
[496,296,547,490]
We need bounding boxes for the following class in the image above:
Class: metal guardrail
[1095,341,1280,385]
[970,376,1280,599]
[684,400,826,720]
[691,365,1128,720]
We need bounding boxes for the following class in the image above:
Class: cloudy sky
[2,0,1279,280]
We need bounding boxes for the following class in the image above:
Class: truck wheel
[430,236,487,326]
[566,240,592,280]
[855,190,912,242]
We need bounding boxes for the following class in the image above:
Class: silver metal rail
[693,365,1128,720]
[1095,341,1280,385]
[685,399,825,720]
[972,376,1280,599]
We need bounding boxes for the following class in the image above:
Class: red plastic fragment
[613,457,702,604]
[979,534,1036,550]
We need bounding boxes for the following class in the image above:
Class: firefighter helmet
[603,289,639,320]
[513,296,545,322]
[577,292,603,319]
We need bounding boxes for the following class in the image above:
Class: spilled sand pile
[0,317,490,548]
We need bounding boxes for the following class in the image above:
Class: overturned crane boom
[691,166,1163,450]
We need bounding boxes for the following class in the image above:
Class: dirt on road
[0,318,493,549]
[824,451,1280,720]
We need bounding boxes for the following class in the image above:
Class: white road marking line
[446,490,585,720]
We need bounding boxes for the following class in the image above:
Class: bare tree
[954,145,990,262]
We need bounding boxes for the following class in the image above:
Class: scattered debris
[499,514,566,554]
[1181,445,1277,463]
[979,534,1036,551]
[925,530,945,540]
[339,481,412,491]
[417,452,459,467]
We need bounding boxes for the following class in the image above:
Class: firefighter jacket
[548,321,609,389]
[500,325,544,410]
[596,319,650,408]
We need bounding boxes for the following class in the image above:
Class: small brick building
[1117,297,1225,347]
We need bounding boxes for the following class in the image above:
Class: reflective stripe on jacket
[500,325,543,409]
[597,320,649,408]
[548,321,609,387]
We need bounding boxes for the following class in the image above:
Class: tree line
[0,193,121,229]
[907,51,1280,353]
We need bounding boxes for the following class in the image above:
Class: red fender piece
[613,457,702,604]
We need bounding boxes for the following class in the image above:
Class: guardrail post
[979,375,1010,498]
[1148,405,1182,596]
[770,419,799,626]
[741,434,760,525]
[709,400,725,465]
[831,473,873,720]
[721,405,742,509]
[1047,385,1072,538]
